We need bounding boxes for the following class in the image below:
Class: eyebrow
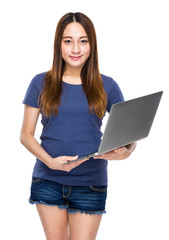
[62,36,88,39]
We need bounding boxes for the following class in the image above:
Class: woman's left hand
[93,142,137,160]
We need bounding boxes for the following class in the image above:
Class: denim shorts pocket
[32,177,41,183]
[89,185,107,192]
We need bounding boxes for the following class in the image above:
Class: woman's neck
[63,66,82,84]
[64,65,81,77]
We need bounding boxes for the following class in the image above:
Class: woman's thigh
[36,204,69,240]
[68,212,102,240]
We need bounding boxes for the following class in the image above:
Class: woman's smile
[70,55,82,60]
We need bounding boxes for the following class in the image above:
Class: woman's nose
[72,42,80,53]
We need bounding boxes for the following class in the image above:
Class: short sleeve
[22,75,41,108]
[106,78,124,112]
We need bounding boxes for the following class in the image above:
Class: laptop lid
[97,91,163,155]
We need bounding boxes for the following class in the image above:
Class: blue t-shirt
[23,72,124,186]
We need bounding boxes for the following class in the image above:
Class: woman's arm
[20,105,53,164]
[20,105,88,171]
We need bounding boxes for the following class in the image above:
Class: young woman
[20,12,136,240]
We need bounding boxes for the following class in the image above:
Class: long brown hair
[39,12,107,119]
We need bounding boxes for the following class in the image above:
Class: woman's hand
[47,155,89,172]
[93,142,137,160]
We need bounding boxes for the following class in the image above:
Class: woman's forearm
[20,133,53,167]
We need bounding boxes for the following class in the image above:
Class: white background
[0,0,169,239]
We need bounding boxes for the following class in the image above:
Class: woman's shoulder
[27,71,48,93]
[101,73,124,102]
[100,73,119,90]
[31,71,47,85]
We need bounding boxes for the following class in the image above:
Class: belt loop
[63,185,72,198]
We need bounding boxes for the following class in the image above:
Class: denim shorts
[29,177,107,215]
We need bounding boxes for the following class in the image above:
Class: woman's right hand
[47,155,89,172]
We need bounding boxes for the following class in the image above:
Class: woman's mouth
[70,56,82,60]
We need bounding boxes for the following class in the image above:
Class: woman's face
[61,22,90,70]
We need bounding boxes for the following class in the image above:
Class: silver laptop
[64,91,163,164]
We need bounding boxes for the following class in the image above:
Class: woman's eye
[81,40,88,44]
[64,40,71,44]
